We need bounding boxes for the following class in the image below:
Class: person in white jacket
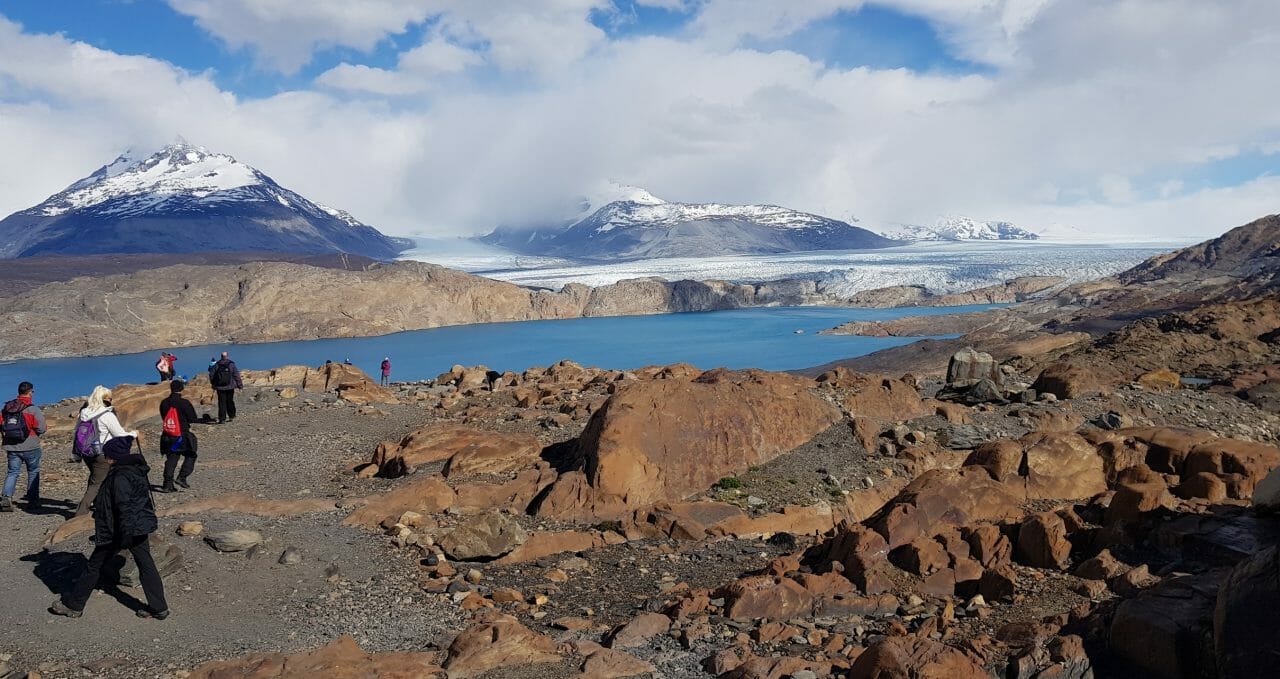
[74,386,139,517]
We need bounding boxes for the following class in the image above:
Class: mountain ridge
[480,185,896,260]
[0,142,410,260]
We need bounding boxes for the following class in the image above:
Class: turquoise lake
[0,305,994,404]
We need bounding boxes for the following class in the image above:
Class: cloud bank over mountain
[0,0,1277,239]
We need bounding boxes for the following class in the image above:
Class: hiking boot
[49,600,83,618]
[0,496,12,512]
[137,608,170,620]
[176,478,191,489]
[156,485,177,494]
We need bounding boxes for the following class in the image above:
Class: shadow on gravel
[21,550,149,613]
[23,499,76,520]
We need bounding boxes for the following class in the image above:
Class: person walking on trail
[2,381,46,512]
[157,379,199,493]
[380,357,392,387]
[208,351,242,424]
[74,386,139,517]
[50,435,169,621]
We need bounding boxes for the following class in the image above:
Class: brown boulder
[302,362,397,404]
[1015,512,1072,570]
[371,424,540,477]
[109,380,215,426]
[945,347,1002,389]
[443,615,560,678]
[1032,362,1107,399]
[187,635,441,679]
[868,468,1023,548]
[1110,572,1223,679]
[964,524,1011,569]
[537,369,840,518]
[1214,546,1280,679]
[722,575,814,621]
[438,511,529,561]
[495,530,604,564]
[607,612,671,649]
[848,637,987,679]
[579,646,655,678]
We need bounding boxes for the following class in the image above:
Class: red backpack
[162,406,182,437]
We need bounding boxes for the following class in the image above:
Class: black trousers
[63,535,168,613]
[163,452,196,487]
[216,389,236,422]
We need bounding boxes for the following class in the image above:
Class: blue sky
[3,0,985,96]
[0,0,1276,239]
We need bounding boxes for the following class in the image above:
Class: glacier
[403,240,1182,298]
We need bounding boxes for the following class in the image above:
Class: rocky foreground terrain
[0,216,1277,679]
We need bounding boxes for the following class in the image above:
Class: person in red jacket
[2,381,46,512]
[380,357,392,387]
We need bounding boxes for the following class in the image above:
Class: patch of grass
[826,487,847,500]
[593,520,623,533]
[716,476,743,490]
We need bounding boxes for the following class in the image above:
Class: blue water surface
[0,305,994,404]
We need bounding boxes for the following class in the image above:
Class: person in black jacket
[208,351,242,424]
[157,379,199,493]
[50,435,169,620]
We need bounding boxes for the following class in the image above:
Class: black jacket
[159,393,199,454]
[92,455,159,545]
[209,359,242,392]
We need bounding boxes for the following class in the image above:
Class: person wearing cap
[51,435,169,620]
[157,379,199,493]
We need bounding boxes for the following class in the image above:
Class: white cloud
[1,1,1278,243]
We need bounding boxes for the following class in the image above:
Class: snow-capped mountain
[480,185,895,260]
[884,216,1040,242]
[0,142,410,259]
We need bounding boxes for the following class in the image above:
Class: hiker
[74,386,139,517]
[2,381,46,512]
[343,357,352,365]
[157,379,199,493]
[380,357,391,387]
[51,435,169,621]
[154,353,176,382]
[208,351,242,423]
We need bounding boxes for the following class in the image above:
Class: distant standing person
[154,353,176,382]
[157,379,199,493]
[380,357,391,387]
[74,386,140,517]
[2,381,46,512]
[209,352,242,424]
[50,435,169,620]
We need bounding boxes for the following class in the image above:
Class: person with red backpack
[2,381,46,512]
[157,379,199,493]
[74,386,139,517]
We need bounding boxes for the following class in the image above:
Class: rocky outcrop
[438,511,529,561]
[442,615,560,678]
[368,424,542,478]
[1214,546,1280,678]
[533,369,840,519]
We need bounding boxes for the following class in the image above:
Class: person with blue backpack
[2,381,46,512]
[73,386,139,517]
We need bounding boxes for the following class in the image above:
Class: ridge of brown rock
[187,635,442,678]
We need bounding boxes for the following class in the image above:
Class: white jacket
[78,405,138,445]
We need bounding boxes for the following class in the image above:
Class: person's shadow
[24,499,76,519]
[22,549,149,613]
